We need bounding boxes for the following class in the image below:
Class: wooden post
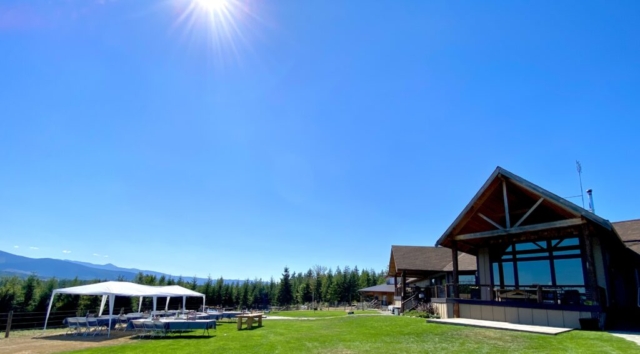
[394,275,397,296]
[4,311,13,338]
[581,223,600,305]
[401,271,406,313]
[452,242,459,299]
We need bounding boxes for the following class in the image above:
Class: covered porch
[387,245,476,313]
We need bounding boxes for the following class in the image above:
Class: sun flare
[195,0,228,12]
[172,0,262,65]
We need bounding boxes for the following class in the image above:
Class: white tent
[43,281,205,337]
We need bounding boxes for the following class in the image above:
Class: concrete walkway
[426,318,572,335]
[608,332,640,346]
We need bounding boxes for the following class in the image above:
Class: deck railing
[428,284,595,305]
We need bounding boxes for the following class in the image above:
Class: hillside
[0,250,241,284]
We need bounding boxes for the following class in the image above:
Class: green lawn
[68,316,637,354]
[267,310,378,318]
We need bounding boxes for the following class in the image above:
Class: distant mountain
[0,250,242,284]
[0,250,136,281]
[66,260,169,279]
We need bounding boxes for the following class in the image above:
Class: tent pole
[165,297,170,311]
[203,296,205,313]
[43,291,57,332]
[138,296,143,313]
[99,295,107,316]
[183,296,186,313]
[153,296,157,317]
[108,294,115,338]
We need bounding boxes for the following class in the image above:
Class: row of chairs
[131,320,167,338]
[65,317,107,337]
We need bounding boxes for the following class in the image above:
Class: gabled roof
[357,284,395,293]
[612,219,640,242]
[388,245,476,276]
[436,166,613,253]
[443,253,477,272]
[612,219,640,257]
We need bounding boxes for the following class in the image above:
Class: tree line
[0,265,387,315]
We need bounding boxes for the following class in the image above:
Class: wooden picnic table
[236,313,263,330]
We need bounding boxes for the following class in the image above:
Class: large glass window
[517,260,552,286]
[490,237,584,288]
[554,258,585,286]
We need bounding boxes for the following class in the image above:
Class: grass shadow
[33,331,133,343]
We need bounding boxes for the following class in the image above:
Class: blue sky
[1,0,639,281]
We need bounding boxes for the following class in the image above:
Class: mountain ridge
[0,250,241,284]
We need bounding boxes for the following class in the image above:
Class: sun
[172,0,262,65]
[194,0,228,12]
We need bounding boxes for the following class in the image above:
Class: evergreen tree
[276,267,293,306]
[239,280,250,308]
[296,281,312,304]
[329,267,343,304]
[22,274,40,312]
[321,269,333,303]
[0,276,22,311]
[214,277,224,306]
[202,276,214,307]
[358,269,370,291]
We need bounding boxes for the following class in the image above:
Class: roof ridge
[612,218,640,224]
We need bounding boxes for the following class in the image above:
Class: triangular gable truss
[436,167,613,254]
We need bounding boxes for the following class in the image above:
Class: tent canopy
[154,285,205,297]
[52,281,164,297]
[44,281,205,337]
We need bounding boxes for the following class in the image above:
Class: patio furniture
[117,315,128,331]
[64,317,81,336]
[153,320,166,337]
[143,321,157,338]
[236,314,263,330]
[86,317,103,337]
[129,319,216,336]
[562,290,581,305]
[76,317,89,336]
[131,320,149,338]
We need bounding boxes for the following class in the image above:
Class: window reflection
[515,242,545,251]
[554,258,584,285]
[490,237,584,288]
[503,262,514,286]
[517,260,552,286]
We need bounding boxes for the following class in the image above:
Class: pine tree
[22,274,40,312]
[276,267,293,306]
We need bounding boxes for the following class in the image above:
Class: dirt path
[0,329,140,354]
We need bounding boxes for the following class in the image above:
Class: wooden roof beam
[503,180,511,229]
[513,197,544,228]
[454,218,585,241]
[478,213,505,230]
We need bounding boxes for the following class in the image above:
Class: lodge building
[388,167,640,329]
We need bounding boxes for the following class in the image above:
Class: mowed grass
[67,315,637,354]
[268,310,377,318]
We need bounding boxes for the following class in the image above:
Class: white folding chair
[132,321,148,339]
[76,317,90,336]
[153,320,166,337]
[117,315,128,331]
[143,321,156,338]
[65,317,81,336]
[86,317,102,336]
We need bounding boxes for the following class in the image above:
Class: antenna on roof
[576,161,585,209]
